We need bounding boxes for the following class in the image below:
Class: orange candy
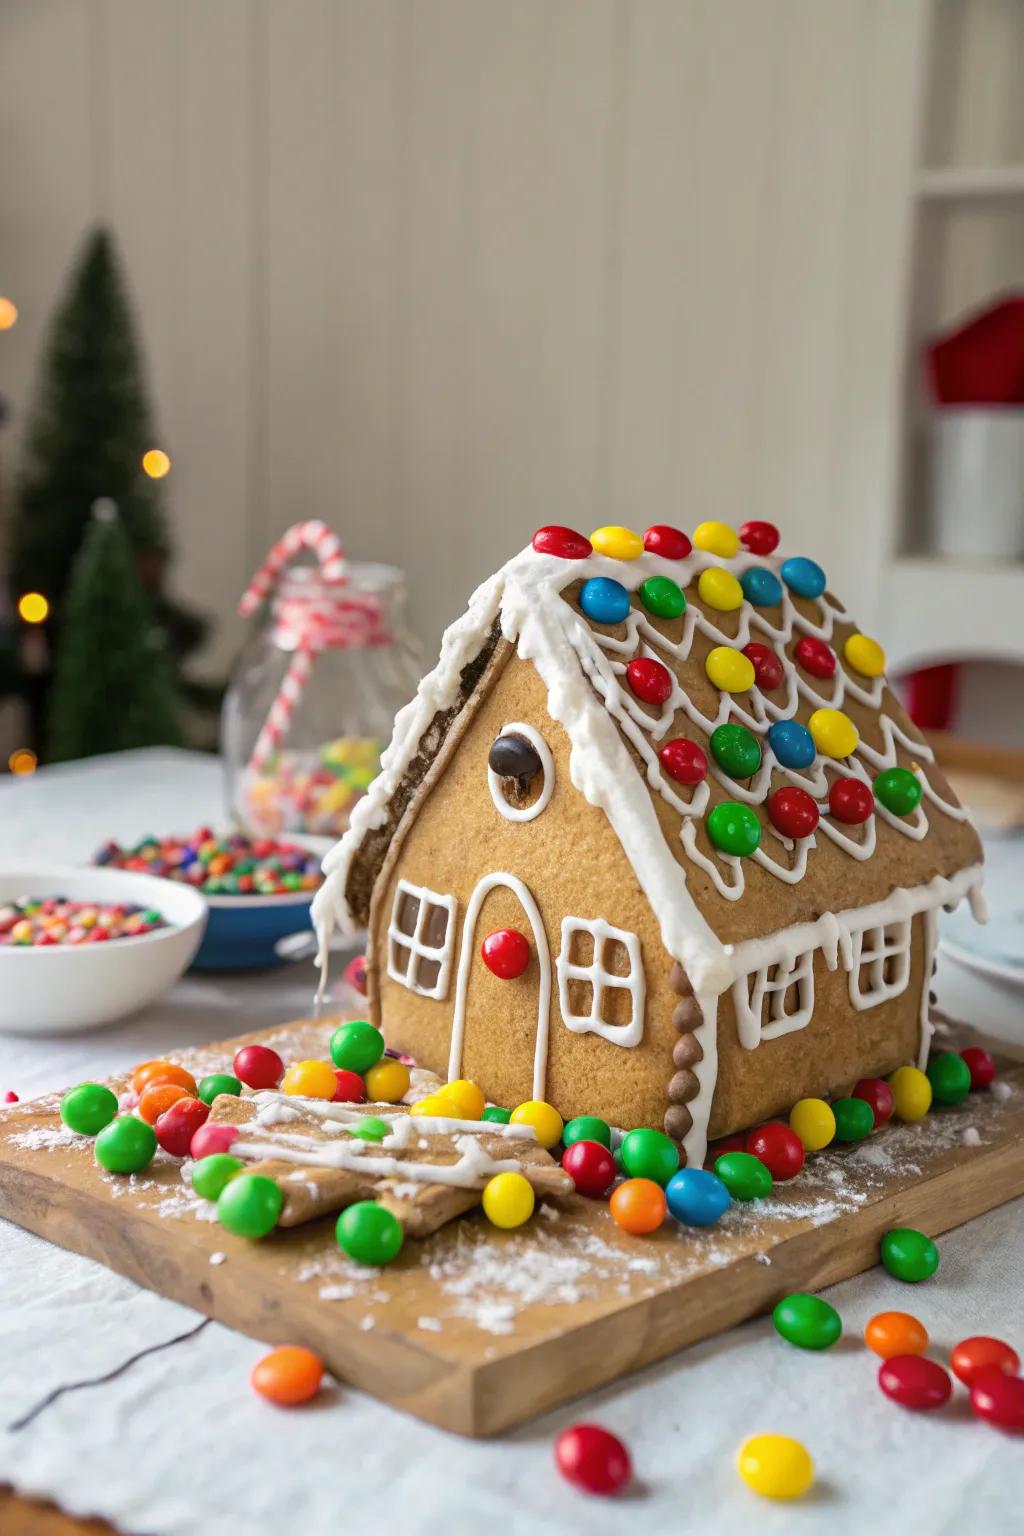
[250,1345,325,1405]
[137,1081,190,1124]
[864,1310,929,1360]
[131,1059,197,1097]
[609,1177,666,1236]
[951,1335,1020,1387]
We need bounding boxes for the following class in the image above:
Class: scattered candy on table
[435,1079,486,1119]
[852,1077,895,1128]
[233,1044,285,1089]
[94,1115,157,1174]
[736,1434,814,1501]
[95,829,325,897]
[926,1051,972,1106]
[864,1311,929,1360]
[190,1122,240,1160]
[878,1355,952,1412]
[509,1099,563,1149]
[714,1150,772,1201]
[831,1096,875,1143]
[364,1057,411,1103]
[3,1091,18,1104]
[950,1335,1020,1386]
[154,1096,209,1156]
[60,1083,119,1136]
[619,1127,680,1186]
[789,1097,836,1152]
[880,1227,939,1283]
[887,1065,932,1122]
[664,1168,731,1227]
[250,1345,326,1406]
[609,1178,666,1235]
[482,1170,536,1228]
[746,1122,805,1180]
[218,1173,284,1239]
[138,1081,190,1124]
[330,1020,385,1076]
[282,1060,338,1099]
[960,1046,996,1091]
[197,1073,243,1105]
[0,897,168,946]
[562,1114,612,1149]
[562,1140,616,1198]
[772,1293,842,1351]
[554,1423,632,1497]
[336,1200,404,1264]
[192,1153,244,1200]
[131,1060,197,1097]
[970,1369,1024,1432]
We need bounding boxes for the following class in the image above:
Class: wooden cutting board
[1,1015,1022,1438]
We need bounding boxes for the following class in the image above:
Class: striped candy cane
[239,522,348,774]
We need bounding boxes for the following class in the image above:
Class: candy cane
[239,522,348,774]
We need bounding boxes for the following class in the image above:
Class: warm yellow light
[8,749,37,776]
[142,448,171,479]
[17,592,49,624]
[0,297,17,330]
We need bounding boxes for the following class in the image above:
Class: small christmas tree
[47,502,185,762]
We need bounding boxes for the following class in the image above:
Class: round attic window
[487,722,554,822]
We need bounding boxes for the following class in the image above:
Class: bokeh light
[8,749,37,776]
[0,297,18,330]
[17,592,49,624]
[142,448,171,479]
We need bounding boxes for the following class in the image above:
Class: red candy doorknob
[481,929,531,979]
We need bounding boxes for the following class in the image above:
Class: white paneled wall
[0,0,929,675]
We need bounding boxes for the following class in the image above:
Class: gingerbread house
[313,521,984,1168]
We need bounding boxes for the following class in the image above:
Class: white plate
[940,834,1024,979]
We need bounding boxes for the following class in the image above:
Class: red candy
[951,1335,1020,1387]
[626,658,673,706]
[554,1424,632,1496]
[190,1122,239,1160]
[742,642,784,692]
[878,1355,952,1412]
[480,928,531,980]
[342,954,368,997]
[971,1368,1024,1432]
[233,1045,285,1090]
[704,1131,746,1169]
[154,1096,210,1157]
[532,525,592,560]
[562,1140,616,1198]
[853,1077,895,1128]
[3,1091,18,1104]
[332,1069,367,1104]
[738,520,780,556]
[828,776,873,825]
[658,738,708,786]
[794,634,836,679]
[767,786,819,840]
[746,1122,805,1181]
[643,524,691,560]
[960,1046,996,1092]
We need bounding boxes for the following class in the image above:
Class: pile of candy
[0,897,168,947]
[94,829,324,898]
[239,737,383,839]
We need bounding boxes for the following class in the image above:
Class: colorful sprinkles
[95,829,323,897]
[0,897,168,946]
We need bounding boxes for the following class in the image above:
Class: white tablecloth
[0,750,1021,1535]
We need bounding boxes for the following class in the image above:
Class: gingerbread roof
[314,524,983,996]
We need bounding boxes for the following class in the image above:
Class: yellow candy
[481,1171,536,1229]
[435,1079,486,1120]
[844,632,886,678]
[693,520,740,559]
[705,646,755,694]
[697,567,744,613]
[410,1096,447,1117]
[808,707,858,759]
[281,1060,338,1100]
[736,1434,814,1501]
[888,1064,932,1123]
[364,1058,411,1104]
[509,1099,564,1149]
[789,1097,836,1152]
[590,525,644,561]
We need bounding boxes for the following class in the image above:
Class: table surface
[0,748,1021,1536]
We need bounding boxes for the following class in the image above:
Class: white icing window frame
[848,919,911,1010]
[386,880,458,1001]
[556,917,645,1047]
[487,720,555,823]
[734,949,815,1048]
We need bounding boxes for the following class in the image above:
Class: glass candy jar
[223,562,421,840]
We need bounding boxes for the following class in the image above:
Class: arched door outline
[448,871,551,1100]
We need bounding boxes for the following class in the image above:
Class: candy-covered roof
[314,521,983,995]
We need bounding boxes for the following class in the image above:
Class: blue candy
[740,566,783,607]
[579,576,631,626]
[780,556,826,600]
[768,719,816,770]
[665,1167,732,1228]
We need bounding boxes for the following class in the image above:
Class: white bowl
[0,865,207,1036]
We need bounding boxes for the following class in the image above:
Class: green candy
[881,1226,939,1283]
[197,1073,243,1106]
[94,1115,157,1174]
[330,1020,385,1075]
[562,1114,612,1150]
[874,766,923,817]
[772,1293,842,1351]
[707,802,762,857]
[191,1153,244,1200]
[639,576,686,621]
[60,1083,119,1137]
[336,1201,404,1266]
[620,1127,680,1186]
[714,1150,772,1201]
[710,723,762,780]
[481,1106,512,1125]
[927,1051,971,1106]
[831,1096,875,1143]
[348,1116,390,1142]
[217,1173,283,1239]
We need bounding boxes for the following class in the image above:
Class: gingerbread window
[386,880,457,1001]
[848,920,911,1010]
[740,949,815,1045]
[556,917,645,1046]
[487,722,554,822]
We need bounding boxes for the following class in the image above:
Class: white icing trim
[848,919,911,1010]
[386,880,458,1000]
[918,908,939,1070]
[733,948,815,1049]
[448,872,552,1099]
[555,917,645,1047]
[679,992,719,1170]
[487,721,554,822]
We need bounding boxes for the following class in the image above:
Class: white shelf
[882,557,1024,671]
[916,165,1024,201]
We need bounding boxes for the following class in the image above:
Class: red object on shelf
[905,662,959,732]
[926,294,1024,405]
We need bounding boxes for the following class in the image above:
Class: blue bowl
[192,890,315,971]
